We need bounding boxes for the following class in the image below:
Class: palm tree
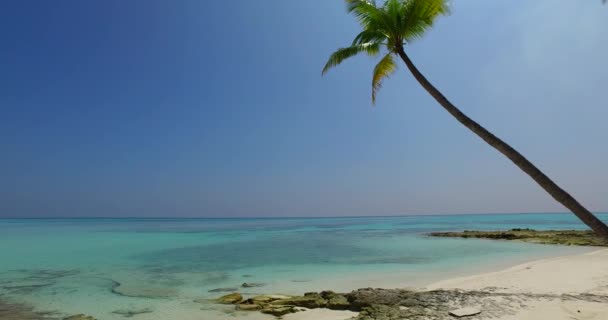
[322,0,608,239]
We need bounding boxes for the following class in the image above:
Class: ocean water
[1,213,605,319]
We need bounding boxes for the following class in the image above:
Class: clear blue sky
[1,0,607,217]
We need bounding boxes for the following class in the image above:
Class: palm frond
[346,0,377,14]
[371,53,397,104]
[346,0,388,31]
[383,0,403,35]
[322,42,381,75]
[323,0,448,104]
[401,0,449,43]
[352,30,386,45]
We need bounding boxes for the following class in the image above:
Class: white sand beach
[428,248,608,294]
[287,249,608,320]
[426,248,608,320]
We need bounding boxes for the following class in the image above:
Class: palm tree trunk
[396,47,608,239]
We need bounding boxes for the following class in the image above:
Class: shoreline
[426,247,608,293]
[2,244,606,320]
[3,249,607,320]
[280,248,608,320]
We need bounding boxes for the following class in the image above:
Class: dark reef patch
[429,229,608,247]
[0,298,59,320]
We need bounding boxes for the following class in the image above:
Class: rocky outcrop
[236,303,263,311]
[356,304,402,320]
[260,305,301,317]
[217,293,243,304]
[246,294,292,304]
[429,229,608,246]
[215,291,351,318]
[322,291,350,310]
[217,286,608,319]
[271,292,327,308]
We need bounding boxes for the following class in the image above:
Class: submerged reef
[0,269,81,295]
[110,279,177,298]
[0,298,58,320]
[428,229,608,246]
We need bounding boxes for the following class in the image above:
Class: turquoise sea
[1,213,606,319]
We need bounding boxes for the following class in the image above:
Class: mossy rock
[321,291,350,310]
[261,305,299,317]
[271,292,327,308]
[217,293,243,304]
[236,303,263,311]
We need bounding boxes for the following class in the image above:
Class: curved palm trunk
[396,48,608,239]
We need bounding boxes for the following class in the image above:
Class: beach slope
[427,249,608,319]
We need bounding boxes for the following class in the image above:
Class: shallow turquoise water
[0,213,605,319]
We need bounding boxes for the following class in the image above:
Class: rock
[248,295,292,304]
[320,291,350,310]
[261,305,299,317]
[356,305,402,320]
[266,294,293,300]
[242,282,265,288]
[209,287,239,293]
[428,229,608,247]
[63,314,96,320]
[346,288,405,310]
[215,288,491,319]
[111,308,153,317]
[449,307,481,317]
[247,296,273,304]
[236,303,263,311]
[217,293,243,304]
[400,298,420,307]
[242,274,254,278]
[271,292,327,308]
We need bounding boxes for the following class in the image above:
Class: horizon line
[1,211,606,220]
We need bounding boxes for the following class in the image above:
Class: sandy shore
[287,249,608,320]
[427,248,608,320]
[4,248,606,320]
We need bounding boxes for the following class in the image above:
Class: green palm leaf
[322,42,381,75]
[401,0,449,42]
[352,30,386,46]
[372,53,397,104]
[323,0,449,102]
[346,0,391,32]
